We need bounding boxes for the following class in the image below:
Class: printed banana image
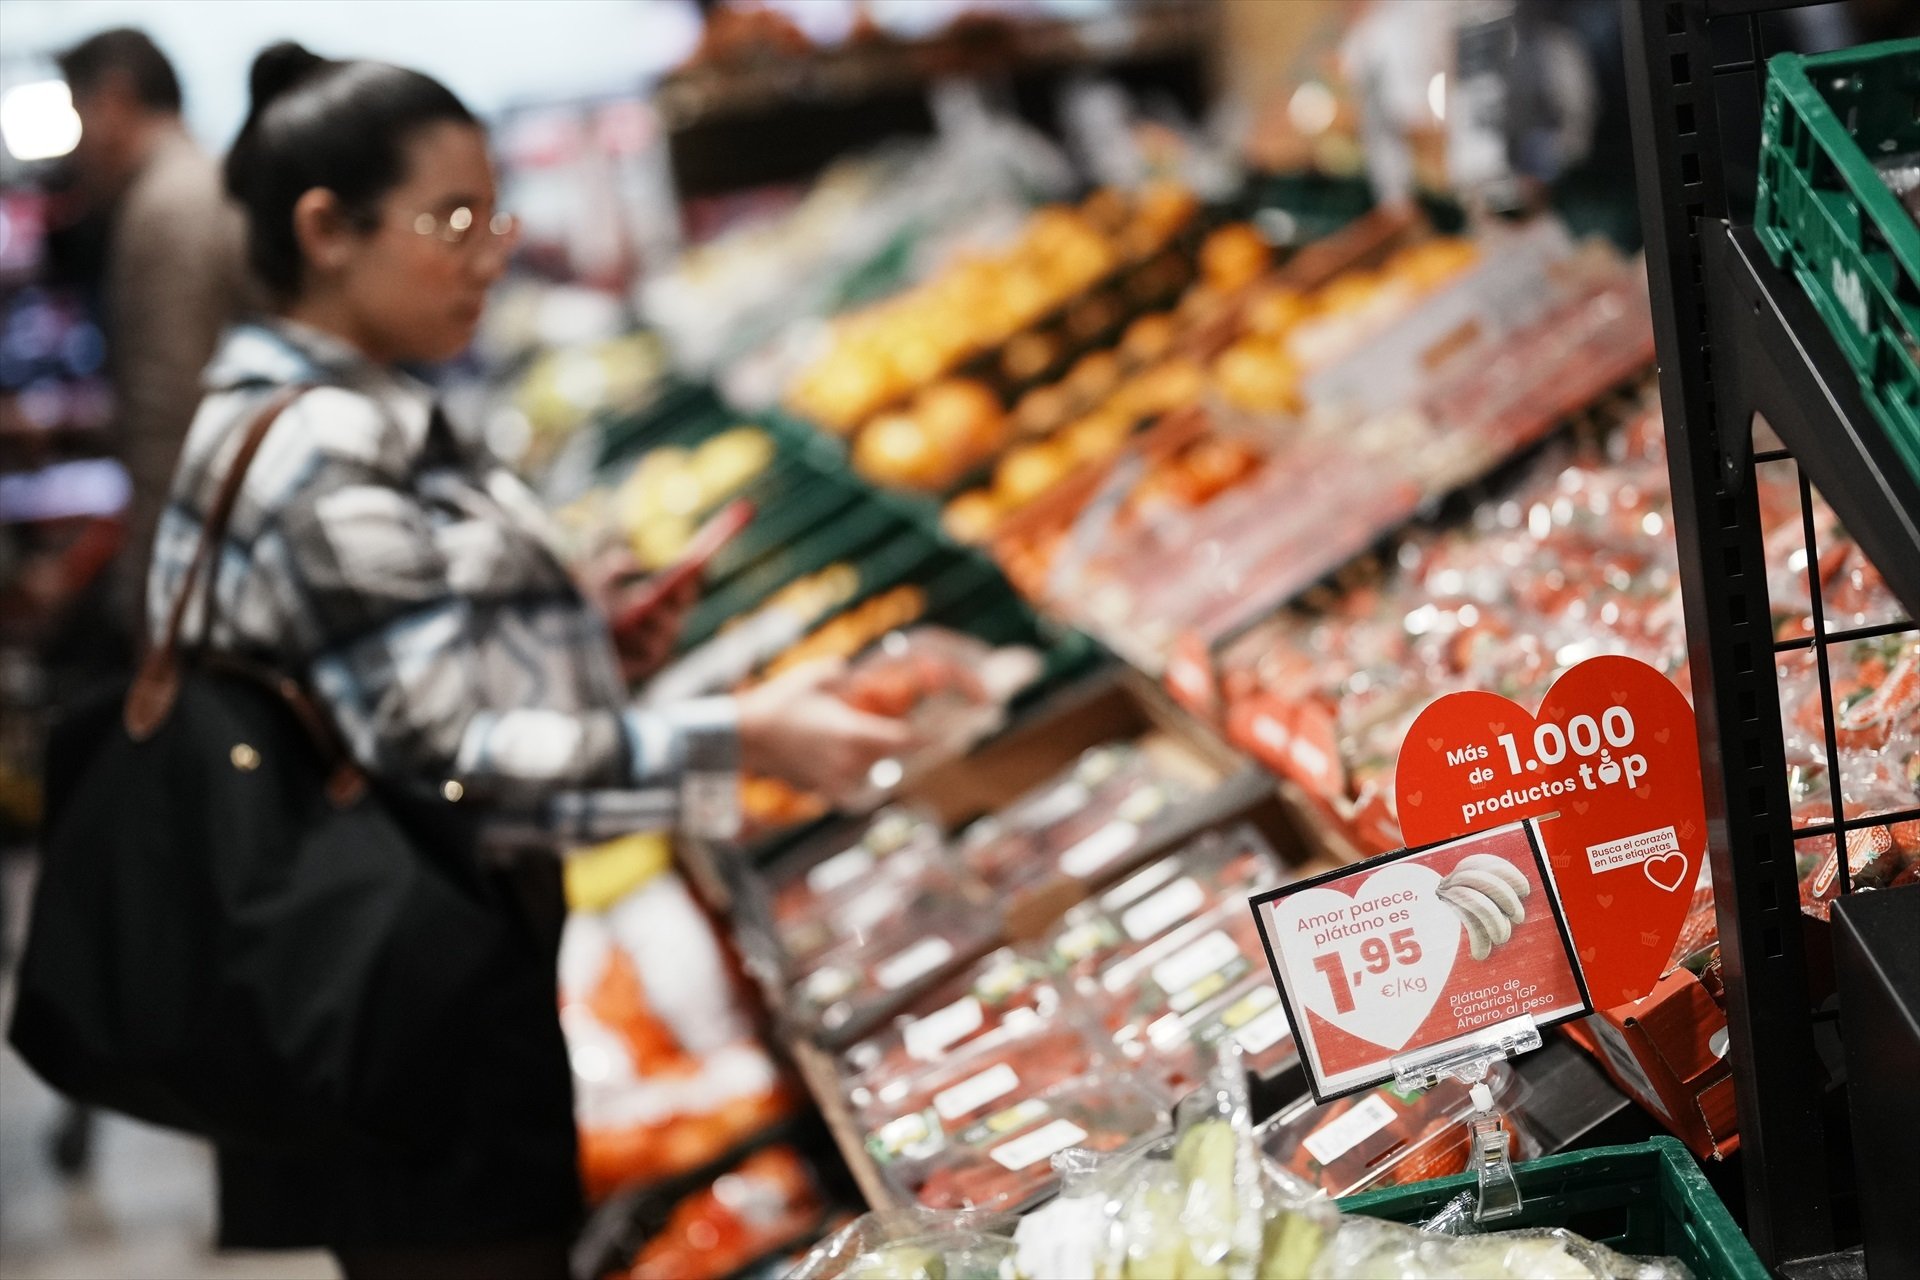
[1438,858,1531,961]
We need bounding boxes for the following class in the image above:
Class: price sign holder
[1390,1012,1542,1223]
[1252,820,1588,1100]
[1253,819,1592,1223]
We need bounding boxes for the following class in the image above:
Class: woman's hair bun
[224,45,475,297]
[248,41,328,113]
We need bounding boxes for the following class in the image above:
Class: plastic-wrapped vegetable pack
[786,1045,1694,1280]
[1304,1218,1690,1280]
[1006,1040,1331,1280]
[786,1208,1021,1280]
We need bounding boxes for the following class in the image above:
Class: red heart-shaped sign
[1395,656,1706,1007]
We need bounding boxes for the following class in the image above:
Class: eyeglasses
[407,206,519,249]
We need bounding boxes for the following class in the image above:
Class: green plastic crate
[1336,1138,1764,1280]
[1754,38,1920,489]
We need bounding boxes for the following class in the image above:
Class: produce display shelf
[1337,1138,1767,1280]
[790,1037,903,1213]
[583,383,1098,695]
[1753,39,1920,491]
[724,666,1309,1216]
[1201,369,1657,667]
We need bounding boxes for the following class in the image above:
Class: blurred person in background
[57,28,257,650]
[147,40,914,1280]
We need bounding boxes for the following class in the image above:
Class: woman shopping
[137,42,907,1279]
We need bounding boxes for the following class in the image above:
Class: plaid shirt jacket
[150,320,737,845]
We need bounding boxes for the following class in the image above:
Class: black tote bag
[10,386,521,1152]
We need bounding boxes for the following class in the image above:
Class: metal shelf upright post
[1623,1,1920,1272]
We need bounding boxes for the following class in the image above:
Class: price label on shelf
[1393,655,1709,1007]
[1252,822,1590,1100]
[877,936,954,992]
[903,996,984,1061]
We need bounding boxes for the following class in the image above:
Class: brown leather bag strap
[126,384,308,740]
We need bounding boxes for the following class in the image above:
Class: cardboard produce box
[1563,971,1739,1162]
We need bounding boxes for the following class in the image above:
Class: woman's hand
[736,658,919,802]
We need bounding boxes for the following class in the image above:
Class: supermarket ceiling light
[1288,82,1336,136]
[1428,73,1448,121]
[1,81,81,162]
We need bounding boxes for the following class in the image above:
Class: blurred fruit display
[561,869,795,1201]
[609,1146,827,1280]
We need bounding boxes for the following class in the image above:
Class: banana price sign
[1253,822,1590,1100]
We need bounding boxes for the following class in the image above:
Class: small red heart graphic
[1427,737,1445,751]
[1581,947,1598,964]
[1655,728,1672,744]
[1404,791,1423,807]
[1488,722,1506,734]
[1573,800,1591,815]
[1597,894,1614,907]
[1643,850,1687,892]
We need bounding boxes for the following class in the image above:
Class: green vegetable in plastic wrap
[841,1244,945,1280]
[1259,1208,1328,1280]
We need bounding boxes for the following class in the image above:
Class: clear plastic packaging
[796,1042,1697,1279]
[1149,972,1299,1093]
[1010,1042,1338,1280]
[789,888,1001,1039]
[1041,826,1286,983]
[767,808,949,970]
[1206,404,1686,852]
[1257,1063,1534,1200]
[889,1072,1168,1213]
[840,946,1061,1096]
[1080,898,1277,1094]
[833,627,1043,808]
[854,1020,1101,1187]
[786,1207,1021,1280]
[1308,1217,1692,1280]
[559,879,794,1202]
[958,743,1194,892]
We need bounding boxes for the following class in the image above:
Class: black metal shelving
[1703,226,1920,616]
[1624,1,1918,1273]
